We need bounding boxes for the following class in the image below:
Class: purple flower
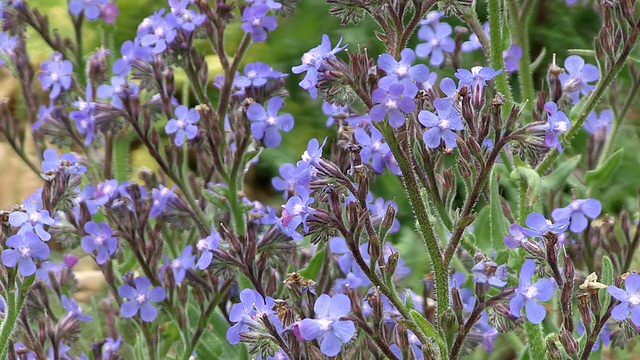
[503,43,522,73]
[577,322,610,352]
[509,259,555,324]
[322,102,349,127]
[504,223,527,248]
[292,34,346,99]
[433,77,459,110]
[113,40,152,76]
[0,31,18,66]
[61,295,93,322]
[2,232,50,276]
[170,245,195,284]
[419,10,443,26]
[234,61,284,88]
[247,0,282,10]
[137,9,177,54]
[97,76,139,109]
[415,23,455,66]
[455,66,502,89]
[101,2,119,23]
[41,148,87,176]
[378,48,430,97]
[227,289,280,344]
[102,338,122,358]
[9,195,55,241]
[301,137,326,167]
[584,109,613,137]
[354,127,390,174]
[69,0,109,21]
[37,52,73,99]
[241,4,277,43]
[551,199,601,233]
[559,55,599,104]
[196,226,220,269]
[13,343,36,360]
[166,105,200,146]
[298,294,356,357]
[280,186,315,241]
[69,83,97,145]
[370,83,415,128]
[169,0,206,33]
[472,259,508,288]
[118,276,166,322]
[368,196,400,234]
[461,22,488,53]
[608,274,640,326]
[246,96,294,148]
[150,185,176,218]
[543,101,571,153]
[81,221,118,265]
[523,212,569,238]
[418,102,463,149]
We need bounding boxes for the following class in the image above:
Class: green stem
[488,0,513,101]
[523,321,546,359]
[113,133,130,182]
[507,0,537,105]
[0,275,35,360]
[537,17,640,175]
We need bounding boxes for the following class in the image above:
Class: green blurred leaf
[586,149,624,189]
[473,207,491,252]
[511,166,542,200]
[600,255,614,311]
[541,155,581,190]
[299,247,325,279]
[490,166,508,255]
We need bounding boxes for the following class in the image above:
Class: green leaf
[541,155,581,190]
[586,148,624,189]
[600,255,614,311]
[114,135,131,182]
[489,166,508,254]
[299,247,325,279]
[409,309,447,355]
[473,207,491,252]
[511,166,542,200]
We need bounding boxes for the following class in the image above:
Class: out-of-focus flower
[551,198,601,233]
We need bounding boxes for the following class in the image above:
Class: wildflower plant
[1,0,640,359]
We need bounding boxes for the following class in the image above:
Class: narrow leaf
[299,248,325,279]
[586,149,624,189]
[600,255,614,311]
[541,155,581,190]
[489,166,508,253]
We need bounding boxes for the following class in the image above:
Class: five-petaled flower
[509,259,555,324]
[246,96,294,148]
[370,83,415,128]
[169,245,196,284]
[165,105,200,146]
[227,289,280,345]
[9,195,56,241]
[378,48,430,97]
[241,4,277,43]
[522,212,569,238]
[196,226,221,270]
[298,293,356,357]
[81,221,118,265]
[2,232,50,276]
[418,102,463,149]
[416,23,455,66]
[551,198,601,233]
[543,101,571,153]
[608,273,640,326]
[559,55,599,105]
[118,276,166,322]
[38,52,73,99]
[61,295,93,322]
[292,34,346,99]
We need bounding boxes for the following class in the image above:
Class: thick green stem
[523,321,546,359]
[488,0,513,101]
[0,275,35,360]
[536,20,640,175]
[507,0,537,105]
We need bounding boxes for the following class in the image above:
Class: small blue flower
[37,52,73,99]
[504,223,527,248]
[370,83,415,128]
[97,76,139,110]
[418,102,463,149]
[166,105,200,146]
[113,39,152,76]
[354,127,390,174]
[577,322,610,352]
[455,66,501,90]
[196,226,220,270]
[280,186,315,241]
[169,0,206,33]
[1,232,50,276]
[246,97,294,148]
[378,48,430,97]
[241,4,277,43]
[41,148,87,175]
[227,289,280,344]
[559,55,599,105]
[608,273,640,326]
[69,0,109,21]
[118,276,166,322]
[102,337,122,358]
[584,109,613,137]
[551,198,601,233]
[461,22,488,53]
[523,212,569,238]
[416,22,455,66]
[69,83,97,145]
[503,43,522,73]
[9,195,55,241]
[234,61,284,88]
[419,10,443,26]
[0,31,18,66]
[61,295,93,322]
[298,294,356,357]
[292,34,346,99]
[137,9,177,54]
[169,245,196,284]
[543,101,571,153]
[322,101,349,127]
[472,259,508,288]
[81,221,118,265]
[150,185,176,218]
[509,259,555,324]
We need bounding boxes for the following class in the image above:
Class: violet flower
[509,259,555,324]
[227,289,280,344]
[416,23,455,66]
[170,245,196,284]
[81,221,118,265]
[9,194,55,241]
[504,223,527,248]
[584,109,613,137]
[38,52,73,99]
[503,43,522,73]
[298,294,356,357]
[2,232,50,276]
[196,226,220,270]
[370,83,415,128]
[118,276,166,322]
[0,31,18,66]
[577,322,610,352]
[551,198,602,233]
[246,96,294,148]
[472,259,508,288]
[69,0,108,21]
[418,102,463,149]
[69,83,97,145]
[543,101,571,153]
[102,338,122,358]
[165,105,200,146]
[378,48,430,97]
[137,9,177,54]
[280,186,315,241]
[292,34,346,99]
[61,295,93,322]
[354,127,390,174]
[41,148,87,175]
[559,55,599,104]
[608,273,640,326]
[234,61,284,88]
[241,4,277,43]
[168,0,205,33]
[150,185,176,218]
[97,75,139,110]
[523,212,569,238]
[322,101,349,127]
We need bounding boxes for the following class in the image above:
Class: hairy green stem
[488,0,513,101]
[0,275,35,360]
[507,0,537,105]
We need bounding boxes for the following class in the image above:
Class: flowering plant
[1,0,640,359]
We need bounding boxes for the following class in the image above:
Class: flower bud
[560,328,578,355]
[577,293,592,327]
[546,338,562,360]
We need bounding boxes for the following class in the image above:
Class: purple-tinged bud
[456,137,471,159]
[467,137,482,156]
[560,328,578,355]
[547,54,564,102]
[455,157,472,179]
[396,323,410,349]
[546,338,562,360]
[472,83,485,112]
[347,288,364,319]
[56,312,82,344]
[522,239,546,260]
[88,47,110,83]
[366,289,384,327]
[379,203,396,241]
[479,113,490,143]
[490,93,505,133]
[577,293,592,327]
[385,250,399,277]
[165,67,175,99]
[461,87,474,128]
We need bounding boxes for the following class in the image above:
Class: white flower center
[29,212,41,223]
[385,99,398,110]
[50,73,59,81]
[19,245,31,258]
[247,70,257,79]
[438,118,450,130]
[197,239,208,251]
[523,286,538,300]
[317,317,333,331]
[570,201,581,212]
[302,53,317,66]
[136,293,147,304]
[471,66,483,76]
[266,116,277,126]
[372,141,381,151]
[95,234,107,246]
[177,119,187,129]
[430,39,440,47]
[154,26,165,38]
[252,17,262,26]
[555,121,568,133]
[293,203,305,215]
[630,293,640,306]
[396,65,408,76]
[171,259,182,269]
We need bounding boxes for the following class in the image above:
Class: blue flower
[227,289,280,344]
[559,55,599,105]
[322,101,349,127]
[455,66,502,90]
[118,276,166,322]
[150,185,176,218]
[37,52,73,99]
[419,10,444,26]
[69,0,108,21]
[504,223,527,248]
[241,4,277,43]
[543,101,571,153]
[584,109,612,137]
[551,198,601,233]
[523,212,569,238]
[503,43,522,73]
[472,259,508,288]
[416,23,455,66]
[608,273,640,326]
[418,102,463,149]
[166,105,200,146]
[69,83,97,145]
[81,221,118,265]
[169,0,206,33]
[280,186,315,241]
[461,22,488,53]
[61,295,93,322]
[433,77,459,110]
[97,76,139,110]
[9,194,55,241]
[298,294,356,357]
[378,48,430,97]
[354,127,390,174]
[246,96,294,148]
[292,34,346,99]
[234,61,284,88]
[577,322,610,352]
[113,39,152,76]
[196,226,220,270]
[102,337,122,358]
[246,0,282,10]
[137,9,177,54]
[370,83,415,128]
[170,245,196,284]
[41,148,87,175]
[509,259,555,324]
[1,232,50,276]
[0,31,18,66]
